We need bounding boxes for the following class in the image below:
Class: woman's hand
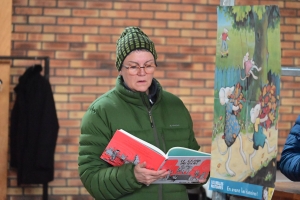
[134,162,170,186]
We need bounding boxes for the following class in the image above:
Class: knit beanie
[116,26,157,71]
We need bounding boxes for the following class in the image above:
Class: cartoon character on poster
[210,5,281,199]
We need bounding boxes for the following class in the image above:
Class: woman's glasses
[123,63,156,75]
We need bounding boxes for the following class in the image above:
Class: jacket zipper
[141,93,163,200]
[148,110,154,128]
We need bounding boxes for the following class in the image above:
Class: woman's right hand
[134,162,170,186]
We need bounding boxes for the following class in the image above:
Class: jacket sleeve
[78,106,142,199]
[279,115,300,181]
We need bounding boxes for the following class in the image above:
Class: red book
[100,129,211,184]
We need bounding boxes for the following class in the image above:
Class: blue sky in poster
[217,8,231,27]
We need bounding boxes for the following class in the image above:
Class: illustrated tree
[219,5,280,100]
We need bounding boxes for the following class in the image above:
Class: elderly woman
[78,26,205,200]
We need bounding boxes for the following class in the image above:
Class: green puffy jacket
[78,76,200,200]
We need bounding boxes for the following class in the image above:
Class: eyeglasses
[123,63,156,75]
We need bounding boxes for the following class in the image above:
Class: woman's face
[119,50,156,94]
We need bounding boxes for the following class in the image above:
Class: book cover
[100,129,211,184]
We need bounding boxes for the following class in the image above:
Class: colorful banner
[210,5,281,200]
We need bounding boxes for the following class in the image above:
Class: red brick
[83,52,110,60]
[82,86,111,94]
[70,60,97,68]
[195,5,216,13]
[165,53,192,62]
[56,51,83,59]
[15,25,42,32]
[155,12,180,20]
[181,30,207,37]
[97,44,115,52]
[85,18,112,26]
[13,0,28,6]
[55,103,82,110]
[164,87,191,95]
[128,11,152,19]
[57,17,84,25]
[44,25,71,33]
[69,111,85,119]
[113,19,140,27]
[58,1,84,8]
[56,34,83,42]
[86,1,113,9]
[167,21,193,29]
[83,35,111,43]
[29,16,56,24]
[14,7,42,15]
[141,3,166,11]
[140,20,167,28]
[69,94,97,103]
[182,13,207,21]
[11,33,27,41]
[72,9,99,17]
[29,0,56,7]
[166,71,192,79]
[180,46,205,54]
[28,33,55,41]
[44,8,71,16]
[285,1,300,9]
[55,69,83,77]
[99,10,126,18]
[71,43,97,51]
[27,50,55,58]
[13,42,41,49]
[12,15,27,23]
[43,42,69,50]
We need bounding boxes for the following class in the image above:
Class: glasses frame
[123,62,156,75]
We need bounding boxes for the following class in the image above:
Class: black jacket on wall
[10,65,59,185]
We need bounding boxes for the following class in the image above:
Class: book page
[167,146,211,157]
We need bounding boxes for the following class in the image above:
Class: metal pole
[220,0,235,6]
[281,66,300,76]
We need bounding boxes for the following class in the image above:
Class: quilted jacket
[279,115,300,181]
[78,76,200,200]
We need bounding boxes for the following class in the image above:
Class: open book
[100,129,211,184]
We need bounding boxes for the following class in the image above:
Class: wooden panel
[0,0,12,55]
[0,0,12,199]
[273,181,300,200]
[0,63,10,199]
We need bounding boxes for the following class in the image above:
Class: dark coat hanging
[10,65,59,185]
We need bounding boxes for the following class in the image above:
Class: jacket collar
[115,76,161,107]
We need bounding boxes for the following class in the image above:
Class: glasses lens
[126,64,156,75]
[144,65,155,73]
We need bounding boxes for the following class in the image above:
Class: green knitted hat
[116,26,157,71]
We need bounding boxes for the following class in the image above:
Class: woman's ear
[119,70,122,76]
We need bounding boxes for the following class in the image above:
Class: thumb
[139,161,147,168]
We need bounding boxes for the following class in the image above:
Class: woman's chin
[135,87,149,94]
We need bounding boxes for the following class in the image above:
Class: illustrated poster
[209,5,281,200]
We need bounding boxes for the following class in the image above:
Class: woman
[78,26,204,200]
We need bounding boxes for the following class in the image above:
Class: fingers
[199,178,208,184]
[134,163,170,186]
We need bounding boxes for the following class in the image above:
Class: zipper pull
[149,111,154,128]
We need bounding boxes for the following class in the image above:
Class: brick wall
[7,0,300,199]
